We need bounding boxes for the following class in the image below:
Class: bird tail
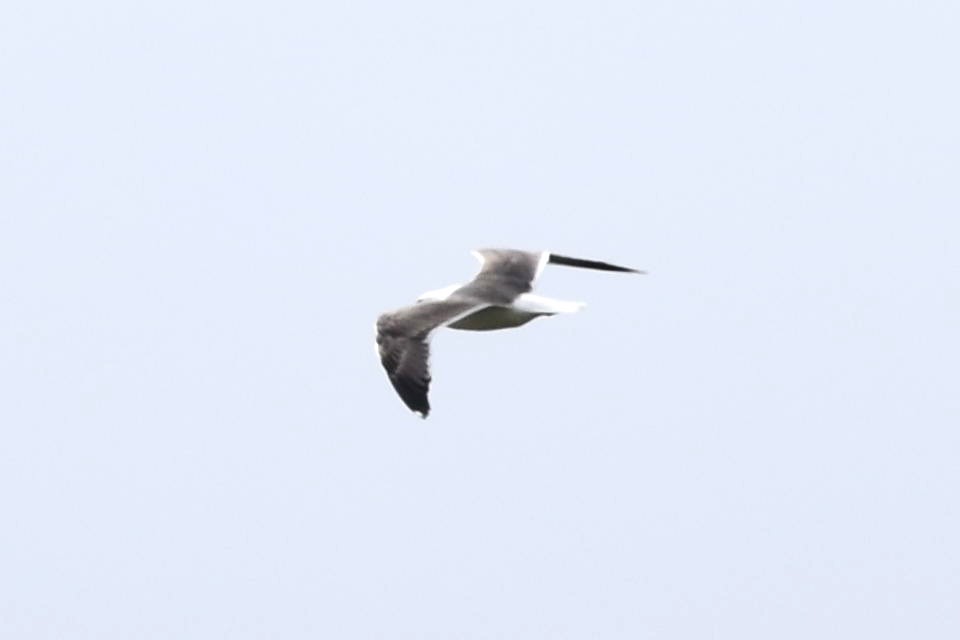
[512,293,586,314]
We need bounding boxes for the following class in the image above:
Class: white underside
[446,294,585,332]
[417,284,585,332]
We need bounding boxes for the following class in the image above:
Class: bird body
[376,248,642,417]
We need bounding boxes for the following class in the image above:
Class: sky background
[2,1,958,638]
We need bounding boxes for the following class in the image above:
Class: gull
[376,248,643,417]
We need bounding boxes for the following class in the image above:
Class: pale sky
[2,1,958,638]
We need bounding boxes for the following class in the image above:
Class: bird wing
[376,300,481,417]
[547,252,643,273]
[454,249,548,305]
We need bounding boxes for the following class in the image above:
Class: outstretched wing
[377,331,433,417]
[376,300,480,417]
[456,249,548,305]
[459,249,642,306]
[548,253,643,273]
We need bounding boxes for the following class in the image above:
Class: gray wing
[453,249,547,305]
[377,330,432,417]
[453,249,641,306]
[376,300,480,417]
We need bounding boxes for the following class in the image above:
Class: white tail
[512,293,586,315]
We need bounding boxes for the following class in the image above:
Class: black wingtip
[384,375,431,418]
[412,399,430,418]
[548,253,644,273]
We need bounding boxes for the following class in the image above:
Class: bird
[376,248,643,417]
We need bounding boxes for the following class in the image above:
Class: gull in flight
[376,248,643,417]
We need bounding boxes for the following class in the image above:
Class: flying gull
[376,248,643,417]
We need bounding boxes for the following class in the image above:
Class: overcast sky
[2,1,958,638]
